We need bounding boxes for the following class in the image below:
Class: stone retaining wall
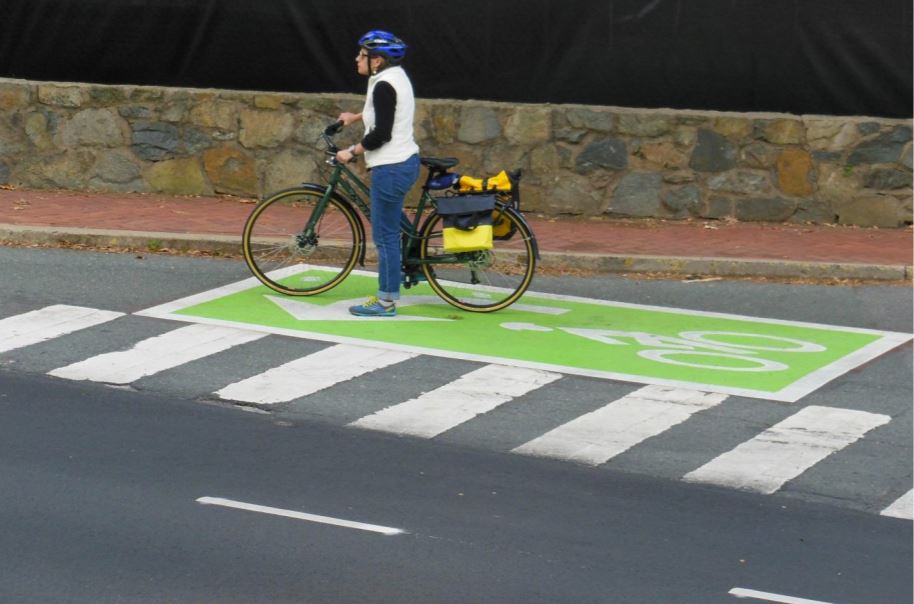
[0,78,911,226]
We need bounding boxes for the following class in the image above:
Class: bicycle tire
[418,204,536,312]
[242,186,363,296]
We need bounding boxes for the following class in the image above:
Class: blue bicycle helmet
[358,30,407,64]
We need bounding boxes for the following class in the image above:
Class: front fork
[294,174,369,266]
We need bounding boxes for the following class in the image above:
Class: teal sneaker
[349,296,397,317]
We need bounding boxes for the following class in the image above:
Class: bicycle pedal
[401,271,427,287]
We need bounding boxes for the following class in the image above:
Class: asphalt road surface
[2,371,911,604]
[0,246,911,602]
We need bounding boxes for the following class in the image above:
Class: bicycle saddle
[420,157,459,170]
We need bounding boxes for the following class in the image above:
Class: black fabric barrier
[1,0,910,117]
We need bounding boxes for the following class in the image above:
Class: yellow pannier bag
[457,170,513,193]
[443,224,494,253]
[491,205,514,238]
[435,195,496,253]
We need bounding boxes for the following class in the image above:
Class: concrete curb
[1,224,910,282]
[0,225,241,254]
[537,251,912,281]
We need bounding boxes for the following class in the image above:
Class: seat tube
[400,191,429,261]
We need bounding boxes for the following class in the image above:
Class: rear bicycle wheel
[242,187,362,295]
[418,206,536,312]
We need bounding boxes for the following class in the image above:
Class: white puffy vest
[362,66,419,168]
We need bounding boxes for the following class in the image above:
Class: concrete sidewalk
[0,188,911,281]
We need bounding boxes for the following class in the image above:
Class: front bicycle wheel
[242,187,362,295]
[418,205,536,312]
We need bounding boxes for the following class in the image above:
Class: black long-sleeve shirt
[361,81,396,151]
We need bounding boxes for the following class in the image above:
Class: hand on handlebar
[337,112,362,127]
[335,148,357,164]
[324,116,363,162]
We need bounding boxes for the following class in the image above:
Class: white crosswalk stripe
[880,489,913,520]
[48,324,266,384]
[349,364,562,438]
[512,386,727,465]
[683,405,891,494]
[0,305,123,354]
[215,344,417,404]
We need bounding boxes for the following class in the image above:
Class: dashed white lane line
[512,386,727,465]
[0,305,123,353]
[880,488,913,520]
[349,365,562,438]
[49,324,265,384]
[196,497,405,536]
[729,587,838,604]
[215,344,417,404]
[684,406,891,494]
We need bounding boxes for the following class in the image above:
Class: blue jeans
[370,154,420,301]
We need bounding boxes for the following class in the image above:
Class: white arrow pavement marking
[215,344,417,404]
[265,295,451,321]
[349,364,562,438]
[49,325,266,384]
[501,322,555,332]
[684,406,891,494]
[507,304,570,315]
[512,386,727,465]
[729,587,841,604]
[880,488,913,520]
[266,295,570,322]
[196,497,405,536]
[0,305,124,353]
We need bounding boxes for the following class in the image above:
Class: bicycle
[241,122,539,312]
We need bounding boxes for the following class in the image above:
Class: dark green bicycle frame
[308,159,482,272]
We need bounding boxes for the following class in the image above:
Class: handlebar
[320,120,344,157]
[324,120,344,136]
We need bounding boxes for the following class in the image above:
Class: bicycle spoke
[420,206,536,312]
[242,188,360,296]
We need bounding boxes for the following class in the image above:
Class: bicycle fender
[298,183,368,267]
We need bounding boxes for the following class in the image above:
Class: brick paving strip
[0,189,911,281]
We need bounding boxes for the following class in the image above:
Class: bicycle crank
[465,250,494,271]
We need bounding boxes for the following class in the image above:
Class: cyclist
[335,30,420,317]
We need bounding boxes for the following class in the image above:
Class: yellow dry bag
[457,170,513,193]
